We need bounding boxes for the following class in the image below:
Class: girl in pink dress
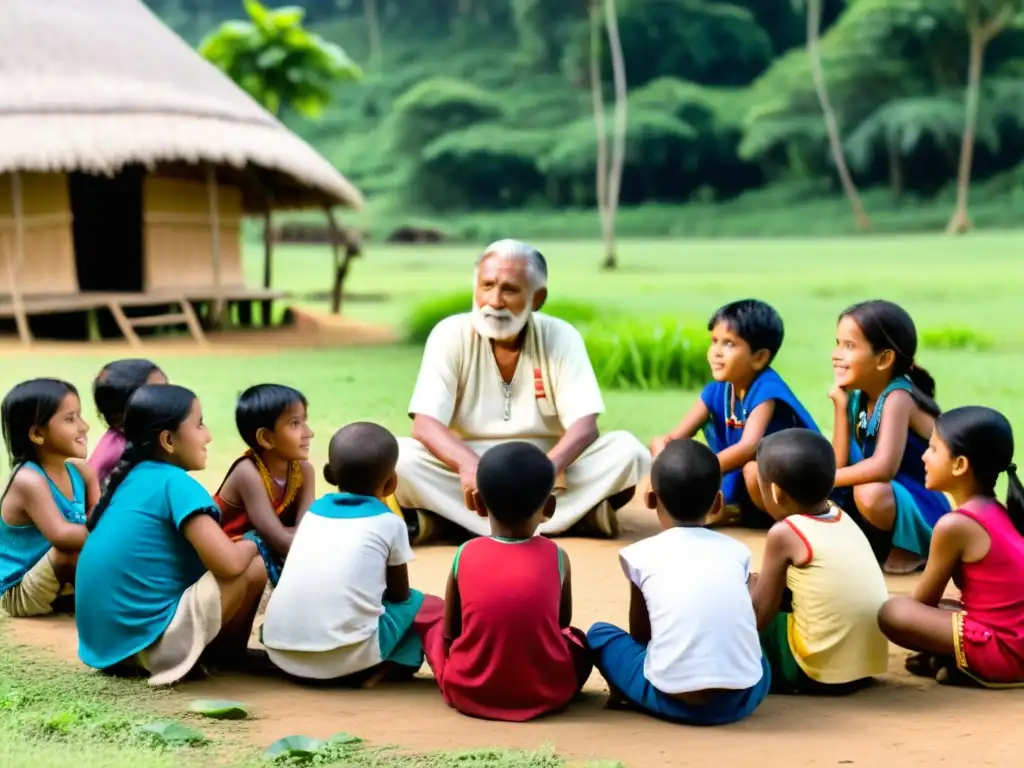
[878,405,1024,686]
[88,360,166,489]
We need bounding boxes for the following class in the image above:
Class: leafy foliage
[583,318,710,391]
[186,699,248,720]
[198,0,361,118]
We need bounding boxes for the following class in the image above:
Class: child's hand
[650,435,669,457]
[828,384,848,406]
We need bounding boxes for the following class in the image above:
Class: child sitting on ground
[262,422,433,686]
[588,438,769,725]
[76,384,267,685]
[830,299,951,574]
[878,406,1024,687]
[214,384,314,586]
[651,299,818,528]
[0,379,99,617]
[89,359,167,489]
[421,441,592,722]
[751,428,889,695]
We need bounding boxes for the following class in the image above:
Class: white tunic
[396,312,650,535]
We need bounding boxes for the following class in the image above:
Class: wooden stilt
[262,200,274,326]
[9,172,32,346]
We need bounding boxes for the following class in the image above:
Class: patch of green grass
[920,326,995,351]
[0,629,582,768]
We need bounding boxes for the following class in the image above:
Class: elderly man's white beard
[472,300,532,341]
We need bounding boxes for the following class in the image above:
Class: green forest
[147,0,1024,239]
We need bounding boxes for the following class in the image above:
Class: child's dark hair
[88,384,197,531]
[94,359,163,430]
[476,441,554,524]
[757,428,836,508]
[323,422,399,496]
[235,384,307,453]
[707,299,784,362]
[934,406,1024,535]
[1,378,79,469]
[840,300,939,416]
[651,438,721,522]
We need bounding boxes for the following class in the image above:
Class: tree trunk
[602,0,628,270]
[589,0,611,258]
[806,0,871,232]
[947,4,1011,235]
[364,0,382,71]
[887,135,903,203]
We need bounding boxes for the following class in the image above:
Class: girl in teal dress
[830,300,951,574]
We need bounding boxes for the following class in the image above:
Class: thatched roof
[0,0,363,211]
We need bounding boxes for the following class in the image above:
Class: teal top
[0,461,86,594]
[75,461,219,670]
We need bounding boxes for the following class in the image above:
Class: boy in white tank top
[750,428,889,694]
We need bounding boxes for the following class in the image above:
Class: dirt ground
[7,505,1024,767]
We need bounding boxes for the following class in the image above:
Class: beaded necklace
[245,449,303,515]
[724,383,747,429]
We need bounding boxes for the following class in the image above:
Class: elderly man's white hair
[475,239,548,290]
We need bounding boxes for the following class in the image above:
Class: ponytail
[907,362,939,417]
[87,443,143,531]
[1006,463,1024,537]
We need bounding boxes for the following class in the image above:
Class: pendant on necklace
[502,381,513,421]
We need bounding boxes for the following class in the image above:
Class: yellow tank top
[785,507,890,683]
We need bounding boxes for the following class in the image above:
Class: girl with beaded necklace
[214,384,315,587]
[830,300,951,575]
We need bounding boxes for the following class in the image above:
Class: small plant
[187,699,248,720]
[920,326,994,351]
[404,291,600,344]
[583,318,709,391]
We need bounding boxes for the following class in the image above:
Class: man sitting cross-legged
[394,239,651,544]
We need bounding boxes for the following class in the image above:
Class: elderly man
[394,239,651,544]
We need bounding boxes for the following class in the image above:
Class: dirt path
[7,507,1024,766]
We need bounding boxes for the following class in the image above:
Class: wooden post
[206,165,224,327]
[326,206,342,315]
[262,199,274,326]
[9,172,31,346]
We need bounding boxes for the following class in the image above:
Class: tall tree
[803,0,871,231]
[601,0,628,270]
[589,0,611,263]
[946,0,1021,234]
[198,0,362,120]
[365,0,382,71]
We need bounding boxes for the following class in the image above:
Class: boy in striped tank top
[751,428,889,694]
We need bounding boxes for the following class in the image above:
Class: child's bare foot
[604,690,635,711]
[904,652,939,678]
[935,665,977,687]
[360,666,391,689]
[705,504,742,528]
[883,548,926,575]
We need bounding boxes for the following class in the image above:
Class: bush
[583,318,709,391]
[405,291,599,344]
[920,326,995,351]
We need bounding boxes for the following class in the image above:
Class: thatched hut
[0,0,363,345]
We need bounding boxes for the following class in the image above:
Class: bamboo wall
[0,173,77,296]
[143,177,244,293]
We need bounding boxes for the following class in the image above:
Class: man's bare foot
[360,667,391,689]
[883,548,926,575]
[705,504,742,528]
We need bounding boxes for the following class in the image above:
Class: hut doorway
[70,167,145,294]
[69,167,147,338]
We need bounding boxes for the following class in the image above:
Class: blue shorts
[587,622,770,725]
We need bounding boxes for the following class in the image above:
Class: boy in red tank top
[879,406,1024,686]
[420,441,591,721]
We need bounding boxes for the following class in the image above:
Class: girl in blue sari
[830,300,951,574]
[652,300,820,528]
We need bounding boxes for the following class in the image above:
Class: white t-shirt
[619,526,763,694]
[262,495,413,679]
